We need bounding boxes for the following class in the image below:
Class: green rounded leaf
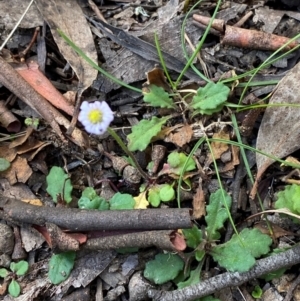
[159,184,175,202]
[10,260,29,276]
[48,251,76,285]
[46,166,73,203]
[0,158,10,172]
[78,196,94,209]
[167,152,181,167]
[167,152,196,175]
[144,253,184,284]
[110,193,135,210]
[148,188,161,207]
[0,268,8,278]
[8,279,21,297]
[81,187,97,200]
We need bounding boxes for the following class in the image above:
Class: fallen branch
[0,196,192,231]
[193,14,299,52]
[148,243,300,301]
[83,230,186,252]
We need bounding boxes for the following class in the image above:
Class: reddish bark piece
[193,14,298,52]
[0,56,88,147]
[15,61,75,116]
[251,61,300,198]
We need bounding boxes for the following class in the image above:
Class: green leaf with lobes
[127,116,170,151]
[191,82,230,115]
[211,228,272,272]
[143,85,175,108]
[144,253,184,284]
[205,189,232,240]
[275,184,300,222]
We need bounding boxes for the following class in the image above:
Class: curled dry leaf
[35,0,98,92]
[167,124,193,147]
[251,61,300,198]
[1,156,32,185]
[257,64,300,169]
[0,101,21,132]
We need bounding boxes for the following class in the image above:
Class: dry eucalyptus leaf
[255,61,300,183]
[0,0,43,30]
[35,0,98,91]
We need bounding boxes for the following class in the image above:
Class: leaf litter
[2,0,300,300]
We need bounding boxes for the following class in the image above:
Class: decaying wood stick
[83,230,184,251]
[193,14,299,52]
[0,196,192,231]
[149,243,300,301]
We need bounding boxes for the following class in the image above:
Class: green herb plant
[54,0,300,294]
[0,260,29,297]
[46,167,139,285]
[143,189,272,289]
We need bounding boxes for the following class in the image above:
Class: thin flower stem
[107,127,150,181]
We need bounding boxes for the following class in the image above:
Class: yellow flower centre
[88,109,103,124]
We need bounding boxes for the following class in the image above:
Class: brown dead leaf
[1,156,32,185]
[145,66,170,91]
[251,61,300,198]
[156,124,182,141]
[16,139,46,155]
[219,145,240,175]
[0,145,17,162]
[192,185,206,219]
[254,221,295,238]
[9,127,33,148]
[211,130,230,159]
[167,124,193,147]
[205,129,230,167]
[35,0,98,92]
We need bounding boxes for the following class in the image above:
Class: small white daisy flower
[78,101,114,135]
